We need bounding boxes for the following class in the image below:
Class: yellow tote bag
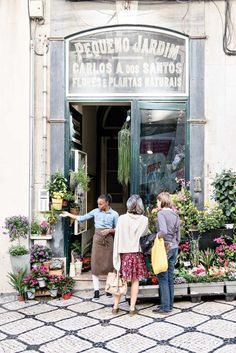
[151,237,168,275]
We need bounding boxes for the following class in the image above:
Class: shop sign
[66,26,188,97]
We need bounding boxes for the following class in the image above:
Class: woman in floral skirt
[113,194,149,315]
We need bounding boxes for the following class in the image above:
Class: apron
[91,228,114,276]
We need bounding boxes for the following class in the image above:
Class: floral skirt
[120,252,149,281]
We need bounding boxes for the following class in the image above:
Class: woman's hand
[101,229,112,236]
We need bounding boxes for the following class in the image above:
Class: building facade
[1,0,236,293]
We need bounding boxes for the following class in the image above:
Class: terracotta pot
[63,293,72,300]
[18,294,25,302]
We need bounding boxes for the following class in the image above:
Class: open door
[131,101,188,208]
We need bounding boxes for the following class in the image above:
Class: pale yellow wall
[0,0,30,293]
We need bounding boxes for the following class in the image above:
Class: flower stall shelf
[3,215,30,274]
[224,271,236,301]
[174,276,189,296]
[30,234,53,247]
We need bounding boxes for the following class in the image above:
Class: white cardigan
[113,212,149,271]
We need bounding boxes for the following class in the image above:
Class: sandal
[112,308,119,314]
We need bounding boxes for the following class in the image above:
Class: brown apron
[91,228,114,276]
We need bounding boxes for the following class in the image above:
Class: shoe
[129,308,138,316]
[112,308,119,314]
[93,290,100,300]
[152,308,170,315]
[106,292,112,297]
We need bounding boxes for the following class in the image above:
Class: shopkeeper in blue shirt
[61,194,119,300]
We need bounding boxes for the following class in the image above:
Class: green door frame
[130,99,189,195]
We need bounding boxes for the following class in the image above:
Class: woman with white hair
[112,194,149,316]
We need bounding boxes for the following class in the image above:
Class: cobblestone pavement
[0,291,235,353]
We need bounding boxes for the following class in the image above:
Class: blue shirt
[77,207,119,229]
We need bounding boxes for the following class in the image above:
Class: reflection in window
[139,109,185,207]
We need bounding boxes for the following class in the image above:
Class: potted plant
[172,179,199,237]
[30,219,40,236]
[39,220,50,236]
[3,215,30,274]
[23,274,39,299]
[63,191,75,208]
[47,274,65,297]
[7,268,27,301]
[59,275,76,299]
[69,168,90,193]
[30,244,52,266]
[211,169,236,226]
[31,265,49,288]
[46,171,68,210]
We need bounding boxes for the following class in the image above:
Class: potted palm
[7,268,27,301]
[3,215,30,274]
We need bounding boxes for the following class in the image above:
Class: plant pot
[10,254,30,275]
[225,281,236,294]
[51,198,63,211]
[26,289,36,300]
[49,288,58,298]
[17,294,25,302]
[63,293,72,300]
[189,282,225,295]
[37,278,46,288]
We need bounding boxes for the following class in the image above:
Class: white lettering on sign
[67,28,188,96]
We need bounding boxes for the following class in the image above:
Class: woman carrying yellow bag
[152,192,180,314]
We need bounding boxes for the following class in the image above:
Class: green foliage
[145,208,157,233]
[59,276,76,294]
[9,245,28,256]
[69,168,90,192]
[198,249,215,272]
[172,186,199,237]
[31,219,40,235]
[211,169,236,223]
[71,241,81,255]
[63,192,75,202]
[197,205,225,233]
[118,123,130,186]
[46,171,68,197]
[7,269,27,295]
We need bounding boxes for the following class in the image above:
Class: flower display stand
[126,285,159,301]
[174,283,189,296]
[189,282,225,302]
[224,281,236,301]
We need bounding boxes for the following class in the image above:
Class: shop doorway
[68,103,130,257]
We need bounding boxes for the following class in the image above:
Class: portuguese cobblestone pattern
[0,292,235,353]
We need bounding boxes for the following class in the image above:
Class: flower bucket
[26,289,36,300]
[51,198,63,211]
[37,278,46,288]
[49,288,58,298]
[75,261,83,276]
[63,293,72,300]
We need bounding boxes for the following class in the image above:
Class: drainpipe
[29,38,35,240]
[42,41,48,187]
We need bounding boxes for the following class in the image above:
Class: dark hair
[98,194,112,204]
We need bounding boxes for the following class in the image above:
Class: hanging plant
[118,122,131,186]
